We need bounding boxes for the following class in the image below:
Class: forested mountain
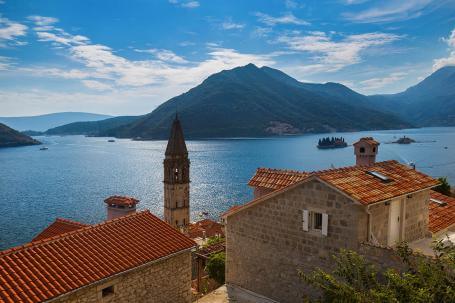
[0,123,41,148]
[45,116,139,136]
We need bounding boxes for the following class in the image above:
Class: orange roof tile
[31,218,89,242]
[104,195,139,207]
[248,168,309,190]
[0,211,196,303]
[188,219,224,239]
[238,160,439,216]
[429,190,455,234]
[354,137,380,146]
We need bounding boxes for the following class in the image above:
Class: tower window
[359,147,365,153]
[373,147,376,152]
[102,285,114,298]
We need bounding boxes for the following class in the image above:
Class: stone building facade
[223,137,440,302]
[51,251,192,303]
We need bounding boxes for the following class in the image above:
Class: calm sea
[0,127,454,250]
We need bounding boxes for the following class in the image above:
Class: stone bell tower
[163,114,190,229]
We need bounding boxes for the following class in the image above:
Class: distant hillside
[45,116,139,136]
[0,123,41,148]
[0,112,113,131]
[369,66,455,126]
[104,64,410,139]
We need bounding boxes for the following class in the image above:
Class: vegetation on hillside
[0,123,41,148]
[300,240,455,302]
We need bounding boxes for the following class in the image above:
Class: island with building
[317,136,348,149]
[393,135,416,144]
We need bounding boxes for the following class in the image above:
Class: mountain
[45,116,140,136]
[0,123,41,148]
[369,66,455,126]
[0,112,113,132]
[103,64,410,139]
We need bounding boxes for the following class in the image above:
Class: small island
[0,123,41,148]
[317,136,348,149]
[393,136,416,144]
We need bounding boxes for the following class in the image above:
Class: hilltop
[0,123,41,148]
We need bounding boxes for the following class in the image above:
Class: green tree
[434,177,452,196]
[300,240,455,302]
[205,252,225,284]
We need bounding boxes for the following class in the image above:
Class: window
[302,209,328,236]
[175,220,179,226]
[360,147,365,153]
[373,147,376,152]
[313,212,323,230]
[102,285,114,297]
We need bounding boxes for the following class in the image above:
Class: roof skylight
[366,171,392,183]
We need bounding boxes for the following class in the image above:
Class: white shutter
[322,213,328,236]
[302,210,309,231]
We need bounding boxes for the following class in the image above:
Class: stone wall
[51,251,192,303]
[369,202,389,245]
[404,191,430,242]
[253,186,274,199]
[226,179,367,303]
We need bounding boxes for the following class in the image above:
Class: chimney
[353,137,379,167]
[104,196,139,220]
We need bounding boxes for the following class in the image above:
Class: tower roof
[165,114,188,156]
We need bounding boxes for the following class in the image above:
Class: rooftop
[31,218,89,242]
[188,219,224,240]
[104,195,139,207]
[354,137,380,146]
[0,210,196,303]
[429,190,455,234]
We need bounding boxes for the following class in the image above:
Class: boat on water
[39,147,48,150]
[317,137,348,149]
[108,139,116,142]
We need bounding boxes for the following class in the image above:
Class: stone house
[222,137,448,302]
[0,208,196,303]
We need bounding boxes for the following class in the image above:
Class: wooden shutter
[302,210,309,231]
[322,213,328,236]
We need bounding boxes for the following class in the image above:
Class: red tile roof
[104,195,139,207]
[229,160,439,217]
[354,137,380,146]
[188,219,224,239]
[248,168,309,190]
[429,190,455,234]
[0,210,196,303]
[31,218,89,242]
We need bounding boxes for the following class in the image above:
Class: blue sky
[0,0,454,116]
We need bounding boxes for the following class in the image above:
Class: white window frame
[302,209,328,236]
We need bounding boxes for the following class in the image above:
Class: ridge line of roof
[0,210,152,257]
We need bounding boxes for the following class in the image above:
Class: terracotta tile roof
[188,219,224,239]
[31,218,89,242]
[429,190,455,234]
[0,210,196,303]
[248,168,309,190]
[354,137,380,146]
[316,160,439,205]
[104,195,139,207]
[229,160,439,217]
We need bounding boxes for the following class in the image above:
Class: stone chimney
[353,137,380,167]
[104,196,139,220]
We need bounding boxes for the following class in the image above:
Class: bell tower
[163,114,190,229]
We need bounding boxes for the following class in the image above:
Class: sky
[0,0,455,116]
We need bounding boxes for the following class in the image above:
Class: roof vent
[366,171,392,183]
[430,198,447,207]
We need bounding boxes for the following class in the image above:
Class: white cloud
[181,1,199,8]
[82,80,112,91]
[0,16,28,46]
[255,12,310,26]
[222,19,245,30]
[27,15,58,26]
[276,31,401,73]
[359,72,407,91]
[344,0,435,23]
[135,48,188,64]
[433,28,455,70]
[0,56,12,70]
[169,0,199,9]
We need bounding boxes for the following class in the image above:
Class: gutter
[45,245,196,302]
